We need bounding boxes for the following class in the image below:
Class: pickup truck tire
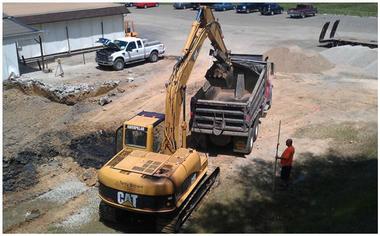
[301,13,305,18]
[113,58,124,71]
[270,11,274,15]
[149,51,159,62]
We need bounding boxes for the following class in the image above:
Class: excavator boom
[162,6,232,154]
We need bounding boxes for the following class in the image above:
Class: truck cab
[115,111,165,154]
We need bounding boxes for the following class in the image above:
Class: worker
[276,138,295,187]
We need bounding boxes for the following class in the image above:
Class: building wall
[3,40,19,80]
[17,14,124,59]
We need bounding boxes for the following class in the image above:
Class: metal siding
[102,15,124,40]
[3,40,20,80]
[13,15,124,59]
[41,21,68,55]
[17,37,41,59]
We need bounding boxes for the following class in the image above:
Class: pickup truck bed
[190,54,273,154]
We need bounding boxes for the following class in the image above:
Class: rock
[99,96,112,106]
[107,92,116,97]
[127,77,134,82]
[117,87,125,93]
[25,209,41,221]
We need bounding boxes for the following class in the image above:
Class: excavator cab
[115,111,165,154]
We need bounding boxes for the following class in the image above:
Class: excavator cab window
[125,125,147,148]
[153,122,164,152]
[115,125,124,154]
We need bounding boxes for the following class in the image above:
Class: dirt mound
[264,46,334,73]
[320,45,378,78]
[4,78,119,105]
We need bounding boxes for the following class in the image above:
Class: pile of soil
[320,45,378,77]
[264,46,334,73]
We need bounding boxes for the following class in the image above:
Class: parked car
[260,3,283,15]
[287,4,317,18]
[124,3,134,7]
[96,37,165,70]
[214,3,235,11]
[135,2,159,8]
[192,3,216,10]
[173,2,194,9]
[236,3,264,13]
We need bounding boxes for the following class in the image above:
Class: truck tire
[242,119,259,155]
[271,10,274,15]
[113,58,124,71]
[149,51,159,62]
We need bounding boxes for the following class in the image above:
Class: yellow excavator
[97,6,231,232]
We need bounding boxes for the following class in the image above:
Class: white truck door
[135,40,145,60]
[125,41,139,61]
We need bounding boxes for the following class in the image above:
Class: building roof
[3,3,130,25]
[3,16,41,39]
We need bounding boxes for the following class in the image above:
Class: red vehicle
[135,2,159,8]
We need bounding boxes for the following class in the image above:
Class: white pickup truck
[95,37,165,70]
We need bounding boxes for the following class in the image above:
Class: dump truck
[190,54,274,154]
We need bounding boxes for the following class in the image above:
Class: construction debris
[4,78,119,105]
[98,95,112,106]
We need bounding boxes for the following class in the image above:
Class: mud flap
[319,22,330,42]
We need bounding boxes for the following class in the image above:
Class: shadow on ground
[184,150,378,233]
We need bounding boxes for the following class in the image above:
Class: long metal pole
[273,120,281,192]
[38,35,45,71]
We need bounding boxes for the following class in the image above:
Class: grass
[184,122,378,233]
[280,3,377,17]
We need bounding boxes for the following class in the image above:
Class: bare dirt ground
[3,5,377,233]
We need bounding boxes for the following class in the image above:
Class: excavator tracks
[99,167,220,233]
[156,166,220,233]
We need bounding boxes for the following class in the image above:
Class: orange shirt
[280,146,295,166]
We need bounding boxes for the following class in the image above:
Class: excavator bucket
[319,21,330,42]
[329,20,340,38]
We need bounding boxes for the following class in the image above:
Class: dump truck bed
[190,54,271,138]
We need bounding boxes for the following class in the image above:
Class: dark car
[287,4,317,18]
[124,3,134,7]
[214,3,235,11]
[236,3,264,13]
[260,3,283,15]
[173,2,193,9]
[192,3,216,10]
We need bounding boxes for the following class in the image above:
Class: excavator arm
[162,6,233,154]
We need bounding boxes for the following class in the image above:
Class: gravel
[264,46,334,73]
[320,45,378,77]
[37,178,88,204]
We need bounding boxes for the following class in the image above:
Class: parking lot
[3,4,378,233]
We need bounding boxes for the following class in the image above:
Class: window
[125,128,147,148]
[153,122,164,152]
[113,40,127,50]
[137,40,142,48]
[126,41,137,51]
[115,125,123,154]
